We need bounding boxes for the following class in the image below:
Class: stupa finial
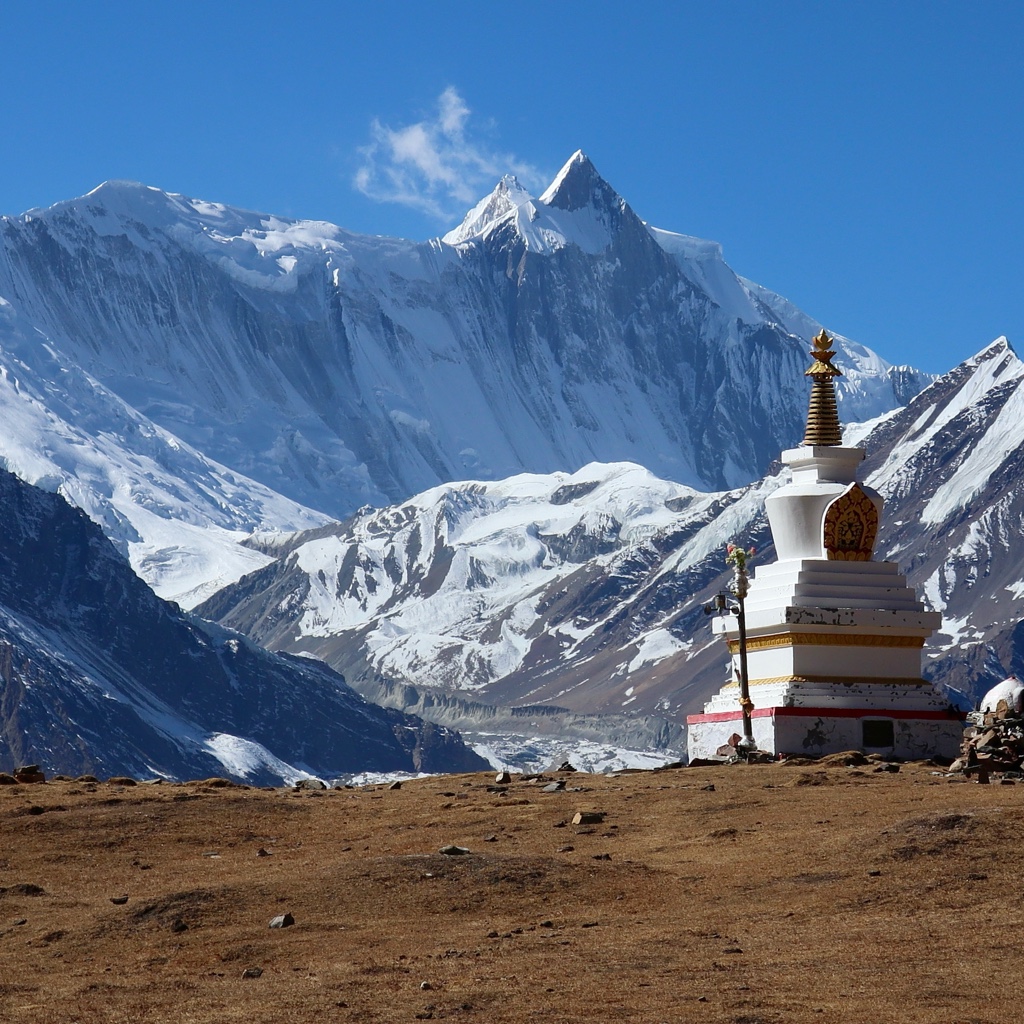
[802,329,843,446]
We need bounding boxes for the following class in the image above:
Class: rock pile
[948,675,1024,781]
[952,709,1024,780]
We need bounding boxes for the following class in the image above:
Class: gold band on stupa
[802,329,843,446]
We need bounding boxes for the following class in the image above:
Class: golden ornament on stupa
[802,328,843,446]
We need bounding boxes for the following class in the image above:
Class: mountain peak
[539,151,620,213]
[442,174,533,245]
[44,180,194,233]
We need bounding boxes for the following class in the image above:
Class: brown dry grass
[0,763,1020,1023]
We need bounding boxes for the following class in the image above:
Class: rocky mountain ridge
[0,467,485,782]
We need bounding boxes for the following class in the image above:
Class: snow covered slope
[0,294,329,606]
[0,155,926,580]
[200,338,1024,734]
[0,467,485,782]
[198,461,776,741]
[855,337,1024,703]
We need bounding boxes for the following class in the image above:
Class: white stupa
[687,330,963,760]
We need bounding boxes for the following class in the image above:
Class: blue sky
[2,1,1021,374]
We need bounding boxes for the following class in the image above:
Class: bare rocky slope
[1,763,1021,1024]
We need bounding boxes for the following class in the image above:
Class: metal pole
[728,550,756,754]
[735,591,756,753]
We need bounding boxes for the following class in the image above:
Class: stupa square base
[687,705,963,761]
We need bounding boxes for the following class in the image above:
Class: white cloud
[354,87,546,222]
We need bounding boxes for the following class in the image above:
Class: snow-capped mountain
[0,466,485,782]
[0,154,927,606]
[199,338,1024,739]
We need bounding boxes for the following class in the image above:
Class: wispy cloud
[354,87,546,222]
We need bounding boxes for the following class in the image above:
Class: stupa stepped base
[702,677,958,714]
[687,703,964,761]
[743,559,926,615]
[688,676,962,761]
[713,603,944,684]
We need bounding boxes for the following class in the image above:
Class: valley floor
[0,762,1015,1023]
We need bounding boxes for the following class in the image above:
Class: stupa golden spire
[802,328,843,446]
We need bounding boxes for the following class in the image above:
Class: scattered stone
[873,763,900,773]
[170,918,188,933]
[1001,778,1017,785]
[439,845,471,856]
[105,776,136,786]
[592,853,612,861]
[700,783,716,792]
[867,870,882,877]
[109,895,129,905]
[495,771,512,784]
[556,761,577,773]
[294,778,327,791]
[202,851,220,858]
[483,835,499,843]
[552,820,567,828]
[723,946,743,954]
[556,845,574,853]
[388,781,403,790]
[12,918,26,926]
[0,773,16,785]
[541,782,565,793]
[486,930,499,938]
[420,981,432,990]
[580,921,598,928]
[257,848,271,857]
[572,811,605,825]
[75,775,99,783]
[241,967,263,979]
[269,913,295,929]
[539,920,553,928]
[15,766,45,784]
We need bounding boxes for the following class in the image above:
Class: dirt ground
[0,759,1020,1024]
